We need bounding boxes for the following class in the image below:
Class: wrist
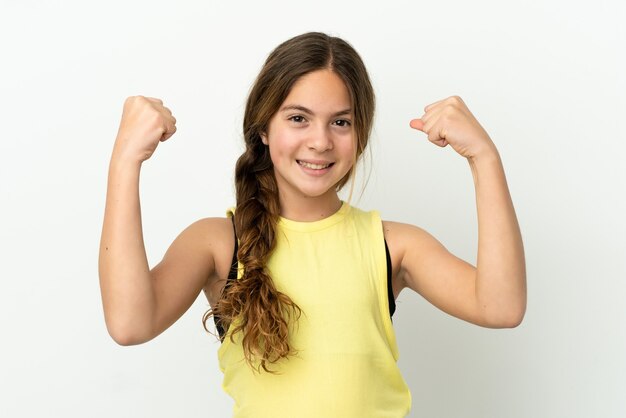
[110,142,145,170]
[109,151,143,175]
[467,142,500,165]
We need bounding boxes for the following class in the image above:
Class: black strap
[213,217,238,340]
[385,239,396,320]
[227,217,238,284]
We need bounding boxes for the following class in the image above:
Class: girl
[99,32,526,417]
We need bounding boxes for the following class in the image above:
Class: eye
[288,115,306,123]
[333,119,352,127]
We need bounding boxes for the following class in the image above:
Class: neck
[278,192,343,222]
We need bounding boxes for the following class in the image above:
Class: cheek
[268,132,295,163]
[338,135,357,161]
[268,142,282,165]
[271,129,302,154]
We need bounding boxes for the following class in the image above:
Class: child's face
[261,69,355,203]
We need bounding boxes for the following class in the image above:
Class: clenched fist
[112,96,177,164]
[409,96,497,160]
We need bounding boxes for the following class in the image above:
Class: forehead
[281,69,351,113]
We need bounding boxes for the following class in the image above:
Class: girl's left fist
[410,96,497,160]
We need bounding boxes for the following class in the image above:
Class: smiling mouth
[297,160,334,170]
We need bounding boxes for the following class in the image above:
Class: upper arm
[148,217,232,339]
[384,220,488,327]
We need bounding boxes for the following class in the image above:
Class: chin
[296,185,337,199]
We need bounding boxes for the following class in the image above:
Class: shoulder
[382,220,435,247]
[172,216,235,306]
[344,204,384,226]
[184,216,235,268]
[346,208,435,253]
[161,216,235,274]
[381,220,451,290]
[176,216,234,251]
[382,220,450,265]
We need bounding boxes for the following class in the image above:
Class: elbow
[485,305,526,329]
[105,317,153,346]
[479,298,527,329]
[109,330,142,346]
[477,279,527,329]
[511,305,526,327]
[496,311,525,328]
[107,326,141,346]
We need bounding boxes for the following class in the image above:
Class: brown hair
[203,32,375,373]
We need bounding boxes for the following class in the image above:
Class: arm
[390,96,526,328]
[468,150,526,327]
[99,158,155,345]
[98,96,218,345]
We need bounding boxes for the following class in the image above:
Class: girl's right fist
[112,96,177,163]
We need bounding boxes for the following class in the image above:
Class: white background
[1,1,624,417]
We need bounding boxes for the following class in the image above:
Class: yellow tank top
[218,202,412,417]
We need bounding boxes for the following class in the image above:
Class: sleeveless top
[215,218,397,340]
[216,203,412,417]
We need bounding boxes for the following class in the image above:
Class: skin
[99,70,526,346]
[260,70,355,222]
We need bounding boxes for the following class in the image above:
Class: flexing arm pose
[385,96,526,328]
[99,94,526,350]
[98,32,525,418]
[98,96,232,345]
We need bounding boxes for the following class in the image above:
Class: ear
[260,132,268,145]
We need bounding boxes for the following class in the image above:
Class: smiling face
[261,69,355,211]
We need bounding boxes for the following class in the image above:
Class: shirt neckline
[278,201,350,232]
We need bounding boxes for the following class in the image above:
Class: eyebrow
[279,104,352,117]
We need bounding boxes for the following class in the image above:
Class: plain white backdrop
[1,1,624,417]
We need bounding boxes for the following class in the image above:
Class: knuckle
[126,95,148,109]
[443,97,462,114]
[443,96,460,108]
[124,96,138,107]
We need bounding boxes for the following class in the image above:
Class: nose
[306,124,333,152]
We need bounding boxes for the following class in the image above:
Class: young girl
[99,32,526,417]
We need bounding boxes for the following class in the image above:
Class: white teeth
[298,161,331,170]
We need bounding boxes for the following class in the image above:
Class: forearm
[469,150,526,327]
[98,157,156,344]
